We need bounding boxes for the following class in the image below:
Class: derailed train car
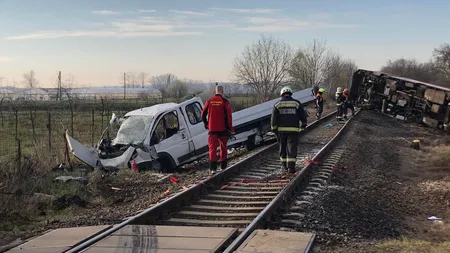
[350,69,450,131]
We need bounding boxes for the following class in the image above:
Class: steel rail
[65,111,337,253]
[223,109,360,253]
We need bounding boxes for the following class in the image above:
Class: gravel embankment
[295,110,450,252]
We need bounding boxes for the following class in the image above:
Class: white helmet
[280,86,293,96]
[336,87,343,93]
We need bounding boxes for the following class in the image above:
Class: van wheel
[245,136,256,151]
[160,158,175,173]
[151,160,162,172]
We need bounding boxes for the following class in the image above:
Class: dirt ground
[301,110,450,253]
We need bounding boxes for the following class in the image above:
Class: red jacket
[201,94,235,133]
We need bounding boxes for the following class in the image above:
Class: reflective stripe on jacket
[271,96,307,133]
[336,93,345,106]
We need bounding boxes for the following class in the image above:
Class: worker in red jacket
[201,84,235,174]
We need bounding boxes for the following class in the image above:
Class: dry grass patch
[374,237,450,253]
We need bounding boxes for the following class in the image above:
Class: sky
[0,0,450,88]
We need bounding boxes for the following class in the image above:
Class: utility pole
[58,71,62,100]
[123,73,126,99]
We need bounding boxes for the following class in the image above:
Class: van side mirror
[109,113,117,126]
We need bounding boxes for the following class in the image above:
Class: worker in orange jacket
[201,84,235,174]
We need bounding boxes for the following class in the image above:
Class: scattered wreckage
[350,69,450,131]
[65,89,315,172]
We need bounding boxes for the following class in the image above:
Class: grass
[429,145,450,168]
[374,238,450,253]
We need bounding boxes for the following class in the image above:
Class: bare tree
[168,79,188,103]
[0,76,4,86]
[322,55,358,94]
[433,43,450,77]
[125,72,137,88]
[381,58,438,83]
[150,73,177,102]
[23,70,39,88]
[232,34,294,102]
[289,39,333,90]
[138,72,148,88]
[184,79,207,94]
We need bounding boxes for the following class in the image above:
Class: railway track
[63,110,359,253]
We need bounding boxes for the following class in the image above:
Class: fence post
[100,111,104,136]
[91,109,95,147]
[17,139,21,168]
[47,112,52,152]
[64,133,71,168]
[70,109,74,137]
[14,109,18,141]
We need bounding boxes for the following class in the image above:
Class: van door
[149,110,189,166]
[182,101,209,157]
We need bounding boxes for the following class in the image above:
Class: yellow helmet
[318,88,325,93]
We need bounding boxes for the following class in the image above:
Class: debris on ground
[52,195,88,210]
[54,176,88,185]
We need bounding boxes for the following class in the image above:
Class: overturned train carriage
[350,69,450,131]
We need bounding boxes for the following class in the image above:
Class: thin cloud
[92,10,119,15]
[234,26,298,32]
[137,9,156,13]
[235,17,360,32]
[0,57,13,62]
[6,31,202,40]
[169,10,212,16]
[307,13,331,20]
[175,22,235,29]
[110,22,173,32]
[129,17,172,24]
[211,8,281,14]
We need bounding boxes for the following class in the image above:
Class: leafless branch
[289,39,333,90]
[22,70,39,88]
[168,79,188,103]
[232,34,294,102]
[138,72,149,88]
[150,73,177,102]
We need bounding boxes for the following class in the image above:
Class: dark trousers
[316,106,323,119]
[344,103,355,118]
[278,132,298,170]
[336,105,344,120]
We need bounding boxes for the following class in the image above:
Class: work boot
[279,166,288,175]
[288,167,296,174]
[210,161,217,175]
[220,160,227,171]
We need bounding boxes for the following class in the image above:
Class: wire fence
[0,95,258,171]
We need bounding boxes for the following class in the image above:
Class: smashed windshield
[112,115,153,145]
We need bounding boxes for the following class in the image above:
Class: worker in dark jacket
[271,86,308,174]
[316,88,325,120]
[201,84,235,174]
[342,88,354,118]
[335,87,345,122]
